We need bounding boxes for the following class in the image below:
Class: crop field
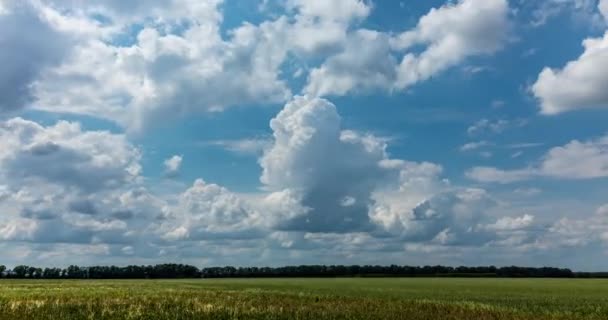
[0,278,607,319]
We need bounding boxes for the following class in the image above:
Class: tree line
[2,264,606,279]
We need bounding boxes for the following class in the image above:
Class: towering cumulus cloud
[260,96,394,232]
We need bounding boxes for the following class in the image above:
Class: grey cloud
[68,199,98,215]
[0,2,71,113]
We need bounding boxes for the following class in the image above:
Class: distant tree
[0,265,5,278]
[12,265,29,278]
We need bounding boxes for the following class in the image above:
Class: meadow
[1,278,607,319]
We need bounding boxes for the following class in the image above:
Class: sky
[1,0,608,270]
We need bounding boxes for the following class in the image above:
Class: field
[1,278,607,319]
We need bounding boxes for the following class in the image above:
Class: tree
[12,265,29,278]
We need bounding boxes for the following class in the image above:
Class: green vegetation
[1,278,607,319]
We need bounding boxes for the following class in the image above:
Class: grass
[1,278,607,319]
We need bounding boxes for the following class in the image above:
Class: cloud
[260,96,395,232]
[466,167,534,184]
[305,0,510,97]
[0,118,141,191]
[532,31,608,114]
[460,141,492,152]
[601,0,608,22]
[163,155,182,177]
[2,0,510,132]
[467,119,510,136]
[286,0,370,23]
[0,117,166,248]
[0,2,72,113]
[467,133,608,183]
[35,20,292,130]
[304,30,398,97]
[528,0,604,27]
[514,188,542,197]
[159,179,262,241]
[207,138,271,155]
[374,187,501,246]
[26,0,374,131]
[531,204,608,250]
[392,0,510,89]
[482,214,535,232]
[467,118,526,136]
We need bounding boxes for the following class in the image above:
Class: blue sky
[1,0,608,270]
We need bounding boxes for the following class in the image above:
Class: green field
[1,278,607,319]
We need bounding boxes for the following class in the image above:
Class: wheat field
[1,278,607,319]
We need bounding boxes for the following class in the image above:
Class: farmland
[1,278,607,319]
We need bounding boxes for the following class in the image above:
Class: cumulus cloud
[285,0,370,56]
[532,32,608,114]
[1,0,511,132]
[260,96,394,232]
[34,17,292,130]
[305,0,510,97]
[0,2,71,113]
[0,117,166,249]
[159,179,262,241]
[2,0,606,266]
[163,155,182,177]
[601,0,608,21]
[467,133,608,183]
[0,118,141,191]
[392,0,510,90]
[531,204,608,250]
[304,30,397,96]
[26,0,374,131]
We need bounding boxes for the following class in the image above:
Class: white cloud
[483,214,535,231]
[304,0,510,96]
[25,0,375,131]
[460,141,492,152]
[392,0,510,90]
[467,133,608,183]
[529,0,603,27]
[260,96,394,232]
[533,204,608,250]
[285,0,370,56]
[2,0,511,132]
[34,18,292,130]
[514,187,542,196]
[158,179,262,241]
[601,0,608,22]
[0,118,141,191]
[208,138,271,155]
[286,0,370,23]
[466,167,534,184]
[0,117,161,246]
[468,119,509,136]
[304,30,397,97]
[467,118,526,136]
[533,32,608,114]
[163,155,182,177]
